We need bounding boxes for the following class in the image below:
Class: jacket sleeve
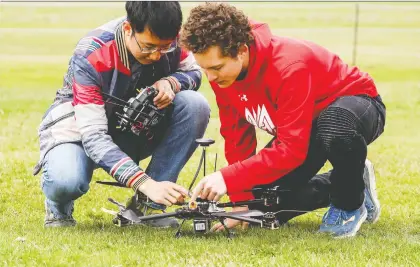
[166,48,202,92]
[71,55,150,191]
[216,91,257,201]
[220,62,315,201]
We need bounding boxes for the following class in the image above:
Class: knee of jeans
[173,91,211,127]
[316,107,360,151]
[42,173,90,203]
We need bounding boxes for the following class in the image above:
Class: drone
[101,86,165,140]
[105,195,279,238]
[98,137,297,238]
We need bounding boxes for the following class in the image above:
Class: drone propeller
[132,211,179,222]
[223,209,265,217]
[273,209,314,215]
[120,209,143,223]
[108,197,127,210]
[96,181,127,188]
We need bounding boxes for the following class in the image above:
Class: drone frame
[98,138,294,238]
[112,197,271,238]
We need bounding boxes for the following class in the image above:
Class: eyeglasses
[133,34,177,54]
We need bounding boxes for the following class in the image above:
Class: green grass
[0,2,419,266]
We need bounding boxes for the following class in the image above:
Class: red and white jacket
[211,21,379,201]
[34,17,201,191]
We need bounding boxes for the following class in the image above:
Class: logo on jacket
[245,104,275,135]
[238,94,248,101]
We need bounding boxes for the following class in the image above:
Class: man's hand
[139,179,188,206]
[210,206,250,232]
[190,171,227,202]
[153,79,175,109]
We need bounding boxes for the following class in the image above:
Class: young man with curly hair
[184,3,386,238]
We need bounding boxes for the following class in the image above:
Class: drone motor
[262,212,280,230]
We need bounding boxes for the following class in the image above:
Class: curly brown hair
[180,2,254,57]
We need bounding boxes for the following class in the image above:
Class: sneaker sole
[364,159,381,224]
[333,208,367,239]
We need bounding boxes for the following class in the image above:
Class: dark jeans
[250,95,386,223]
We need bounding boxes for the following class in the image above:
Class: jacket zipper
[43,112,75,129]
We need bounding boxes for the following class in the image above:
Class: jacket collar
[115,22,130,70]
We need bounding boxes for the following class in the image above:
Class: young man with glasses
[34,1,210,228]
[185,3,385,238]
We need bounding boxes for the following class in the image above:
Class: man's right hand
[138,179,188,206]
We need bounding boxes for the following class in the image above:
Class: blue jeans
[41,90,210,218]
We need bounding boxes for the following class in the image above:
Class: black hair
[125,1,182,40]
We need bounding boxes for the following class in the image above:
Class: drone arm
[135,211,179,222]
[222,209,264,217]
[212,213,263,225]
[101,92,128,104]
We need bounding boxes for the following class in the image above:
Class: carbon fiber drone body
[102,86,165,140]
[98,138,305,238]
[105,194,280,238]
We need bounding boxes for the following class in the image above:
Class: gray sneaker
[363,159,381,223]
[44,208,76,228]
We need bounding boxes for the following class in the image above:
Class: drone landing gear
[174,219,185,238]
[220,219,234,239]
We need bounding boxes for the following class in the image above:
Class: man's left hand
[153,79,175,109]
[190,171,227,202]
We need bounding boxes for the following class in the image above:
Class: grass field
[1,2,420,266]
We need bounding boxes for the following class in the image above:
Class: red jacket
[212,21,378,201]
